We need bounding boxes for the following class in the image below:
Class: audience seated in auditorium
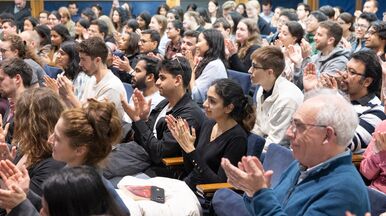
[295,20,350,88]
[251,46,303,148]
[0,34,46,87]
[166,78,255,190]
[0,58,33,144]
[164,20,183,60]
[44,41,89,100]
[0,88,65,202]
[191,29,227,105]
[227,18,261,73]
[105,57,205,177]
[304,11,328,55]
[126,55,164,122]
[304,50,386,151]
[215,89,370,216]
[56,37,128,122]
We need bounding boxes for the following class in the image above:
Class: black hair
[236,3,247,17]
[157,3,170,15]
[24,16,38,28]
[196,7,211,24]
[310,11,328,22]
[0,12,14,21]
[297,3,311,13]
[141,29,161,46]
[229,11,243,35]
[359,12,378,24]
[211,79,256,132]
[351,50,382,94]
[90,19,108,39]
[186,3,197,12]
[35,24,51,46]
[81,8,97,21]
[138,11,151,30]
[43,166,125,216]
[195,29,226,78]
[280,10,299,21]
[126,18,139,32]
[51,24,72,49]
[319,5,335,19]
[339,12,355,32]
[285,21,304,44]
[138,55,160,80]
[160,57,191,88]
[170,20,184,36]
[60,41,80,80]
[112,7,128,32]
[49,10,61,20]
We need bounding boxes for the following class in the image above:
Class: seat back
[247,133,265,160]
[263,144,294,188]
[123,82,133,101]
[368,187,386,216]
[43,64,62,79]
[228,69,251,95]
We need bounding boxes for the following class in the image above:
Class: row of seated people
[0,2,384,216]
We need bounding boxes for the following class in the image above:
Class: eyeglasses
[345,67,365,77]
[289,119,327,134]
[354,23,370,30]
[173,56,184,72]
[0,48,10,53]
[366,29,377,36]
[252,63,267,70]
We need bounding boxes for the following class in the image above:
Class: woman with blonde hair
[227,18,261,72]
[58,7,75,37]
[149,14,169,55]
[245,0,271,35]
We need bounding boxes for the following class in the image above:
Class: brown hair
[60,99,122,167]
[13,88,65,167]
[251,46,285,77]
[237,18,261,59]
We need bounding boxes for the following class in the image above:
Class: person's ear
[362,77,373,88]
[75,145,88,158]
[225,103,234,114]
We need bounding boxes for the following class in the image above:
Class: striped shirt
[350,93,386,152]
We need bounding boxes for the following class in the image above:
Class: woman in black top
[227,18,261,73]
[166,79,256,190]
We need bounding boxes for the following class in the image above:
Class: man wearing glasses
[364,21,386,59]
[217,89,370,216]
[304,50,385,152]
[353,12,378,52]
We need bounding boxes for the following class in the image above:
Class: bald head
[19,30,41,50]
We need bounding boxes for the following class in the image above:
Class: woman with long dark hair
[191,29,227,104]
[112,7,128,34]
[51,41,89,99]
[49,24,71,66]
[166,78,256,190]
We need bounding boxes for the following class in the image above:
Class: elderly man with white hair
[214,89,370,216]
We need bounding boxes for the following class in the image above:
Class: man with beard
[304,50,386,152]
[57,37,128,121]
[295,20,350,89]
[127,55,164,122]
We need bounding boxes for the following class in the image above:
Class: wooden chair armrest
[352,154,363,167]
[162,157,183,166]
[195,183,238,198]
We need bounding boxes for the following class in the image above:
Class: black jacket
[133,93,206,165]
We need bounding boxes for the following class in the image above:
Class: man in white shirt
[57,36,128,121]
